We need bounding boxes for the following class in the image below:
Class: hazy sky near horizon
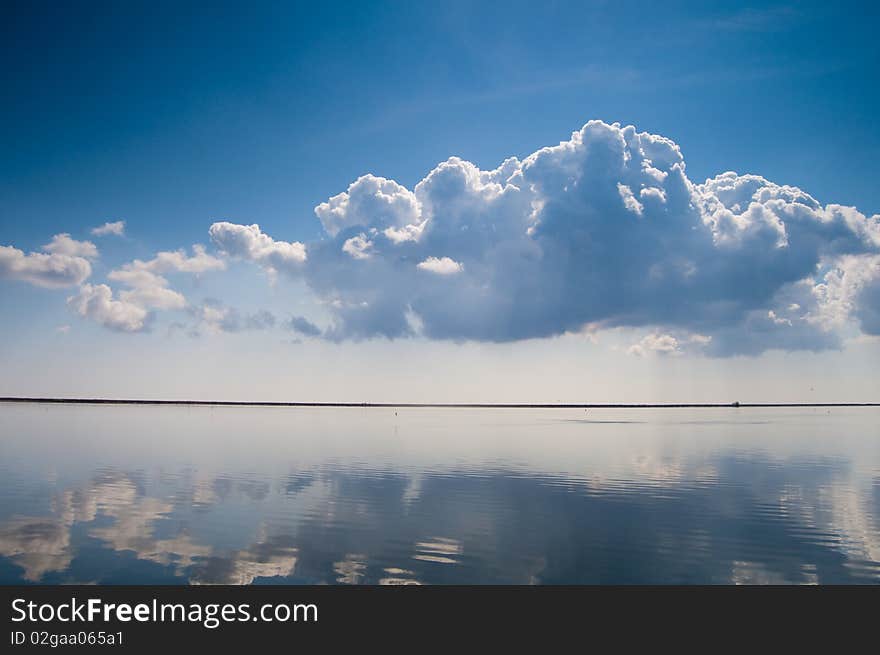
[2,1,880,402]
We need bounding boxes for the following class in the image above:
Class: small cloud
[91,221,126,237]
[42,234,99,260]
[1,244,92,289]
[56,325,71,334]
[115,244,225,276]
[67,284,150,332]
[768,310,792,326]
[417,256,464,275]
[628,333,681,357]
[284,315,322,337]
[106,267,187,312]
[628,331,714,357]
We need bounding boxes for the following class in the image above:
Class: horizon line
[0,397,878,409]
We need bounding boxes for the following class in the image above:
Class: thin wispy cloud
[698,6,801,32]
[91,221,126,237]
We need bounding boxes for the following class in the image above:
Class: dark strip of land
[0,397,877,408]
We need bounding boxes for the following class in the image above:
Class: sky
[1,0,879,402]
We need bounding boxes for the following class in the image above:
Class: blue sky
[2,1,879,401]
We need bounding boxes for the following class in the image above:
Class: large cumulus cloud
[6,121,878,354]
[211,120,880,355]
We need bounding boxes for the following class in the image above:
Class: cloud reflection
[0,450,878,584]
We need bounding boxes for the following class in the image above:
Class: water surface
[0,404,878,584]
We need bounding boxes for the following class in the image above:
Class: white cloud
[767,310,792,326]
[274,119,880,354]
[11,119,880,355]
[0,244,92,289]
[91,221,126,237]
[118,244,225,276]
[42,233,99,259]
[67,284,149,332]
[342,233,374,260]
[120,284,187,312]
[417,256,464,275]
[627,331,711,357]
[628,333,680,357]
[617,183,644,216]
[106,267,167,291]
[107,244,224,311]
[71,244,223,330]
[810,254,880,335]
[209,223,306,277]
[315,174,422,237]
[47,118,849,352]
[141,244,225,275]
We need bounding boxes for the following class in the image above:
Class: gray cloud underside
[189,298,277,335]
[208,120,880,356]
[284,315,322,337]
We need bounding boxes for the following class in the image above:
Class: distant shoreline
[0,397,877,409]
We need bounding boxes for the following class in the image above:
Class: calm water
[0,403,878,584]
